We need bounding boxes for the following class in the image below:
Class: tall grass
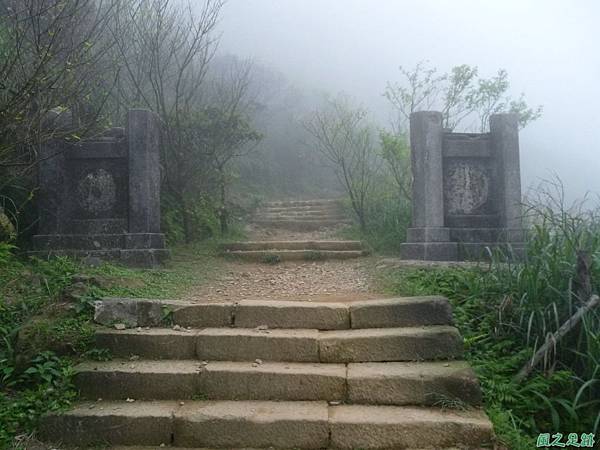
[378,180,600,448]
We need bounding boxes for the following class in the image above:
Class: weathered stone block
[94,298,164,327]
[95,329,197,359]
[347,361,482,406]
[198,361,346,401]
[196,328,320,362]
[329,404,493,449]
[169,301,234,328]
[234,300,349,330]
[318,326,464,363]
[39,401,176,446]
[173,401,330,448]
[75,360,201,400]
[350,296,453,328]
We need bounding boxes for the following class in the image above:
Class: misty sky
[216,0,600,201]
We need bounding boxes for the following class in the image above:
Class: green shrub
[0,352,76,447]
[303,250,325,261]
[337,176,411,254]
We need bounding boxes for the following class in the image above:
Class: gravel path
[182,223,386,303]
[184,257,383,302]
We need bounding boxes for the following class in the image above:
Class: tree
[204,58,263,233]
[0,0,120,164]
[304,95,380,231]
[0,0,123,239]
[379,130,411,203]
[109,0,224,242]
[384,61,542,132]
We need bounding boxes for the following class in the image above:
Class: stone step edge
[74,359,482,406]
[94,296,454,330]
[40,400,493,449]
[253,216,349,221]
[263,199,343,206]
[251,218,352,223]
[95,325,464,363]
[256,209,345,214]
[221,240,363,251]
[110,447,478,450]
[224,250,366,261]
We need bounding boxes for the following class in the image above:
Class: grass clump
[260,253,281,265]
[0,247,85,446]
[0,238,224,446]
[303,250,325,261]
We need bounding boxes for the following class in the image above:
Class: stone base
[400,242,458,261]
[33,233,166,250]
[30,233,169,267]
[406,227,451,242]
[27,248,170,268]
[402,227,526,261]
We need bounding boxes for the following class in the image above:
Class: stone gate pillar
[410,111,445,229]
[128,109,161,234]
[32,109,169,267]
[402,111,458,260]
[490,113,522,231]
[401,111,525,261]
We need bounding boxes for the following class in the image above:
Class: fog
[215,0,600,201]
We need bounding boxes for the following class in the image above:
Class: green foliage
[161,305,174,326]
[379,131,411,201]
[0,351,76,447]
[303,250,325,261]
[385,61,543,132]
[0,240,224,444]
[81,348,112,362]
[261,253,282,265]
[375,189,600,449]
[304,94,380,231]
[336,131,412,254]
[162,194,221,245]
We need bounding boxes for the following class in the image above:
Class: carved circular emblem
[445,163,489,215]
[77,169,117,214]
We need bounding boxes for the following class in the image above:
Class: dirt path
[182,222,388,303]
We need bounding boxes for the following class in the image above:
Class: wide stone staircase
[252,199,352,231]
[222,198,367,261]
[40,296,494,449]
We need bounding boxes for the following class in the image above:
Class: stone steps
[256,213,348,221]
[41,400,493,448]
[224,249,365,261]
[251,219,351,231]
[75,359,481,405]
[221,240,365,261]
[249,198,351,232]
[257,208,343,215]
[95,296,455,330]
[222,240,363,251]
[41,296,494,449]
[95,325,463,362]
[263,199,342,207]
